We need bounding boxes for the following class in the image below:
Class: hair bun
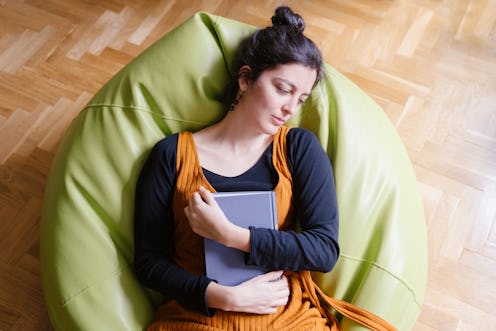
[271,6,305,33]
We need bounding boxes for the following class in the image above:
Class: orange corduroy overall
[148,126,396,331]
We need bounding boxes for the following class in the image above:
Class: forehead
[261,63,317,92]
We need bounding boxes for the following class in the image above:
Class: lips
[272,115,286,125]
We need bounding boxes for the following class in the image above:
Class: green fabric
[41,12,427,331]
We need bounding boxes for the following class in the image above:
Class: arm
[134,135,289,315]
[247,128,340,272]
[133,135,214,315]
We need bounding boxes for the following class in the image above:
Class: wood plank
[0,1,495,330]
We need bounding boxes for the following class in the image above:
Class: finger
[274,296,289,307]
[265,307,278,314]
[275,274,288,286]
[191,192,204,210]
[187,197,195,216]
[192,192,202,204]
[199,186,215,204]
[271,293,289,305]
[263,270,284,281]
[271,279,290,294]
[184,206,190,219]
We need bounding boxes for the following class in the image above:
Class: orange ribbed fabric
[148,126,397,331]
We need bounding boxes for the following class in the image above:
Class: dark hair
[224,6,324,108]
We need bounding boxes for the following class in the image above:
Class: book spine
[270,192,278,230]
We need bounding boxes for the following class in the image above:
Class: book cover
[204,191,278,286]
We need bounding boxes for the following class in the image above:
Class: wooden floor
[0,0,495,330]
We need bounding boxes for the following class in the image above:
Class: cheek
[249,80,284,112]
[257,87,281,110]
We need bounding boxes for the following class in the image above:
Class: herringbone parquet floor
[1,0,495,330]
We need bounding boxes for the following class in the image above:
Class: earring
[229,91,244,111]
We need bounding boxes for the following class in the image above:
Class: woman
[134,6,395,331]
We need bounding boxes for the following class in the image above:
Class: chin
[258,119,283,136]
[263,125,281,136]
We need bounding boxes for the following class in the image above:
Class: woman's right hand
[206,271,289,314]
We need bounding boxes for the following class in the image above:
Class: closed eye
[277,86,307,105]
[277,86,291,94]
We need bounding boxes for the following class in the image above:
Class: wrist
[223,225,250,252]
[205,282,234,311]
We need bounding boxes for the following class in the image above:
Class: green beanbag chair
[41,12,427,331]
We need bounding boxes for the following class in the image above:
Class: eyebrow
[274,77,311,97]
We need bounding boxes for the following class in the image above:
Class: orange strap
[297,271,398,331]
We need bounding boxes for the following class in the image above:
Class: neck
[207,111,273,154]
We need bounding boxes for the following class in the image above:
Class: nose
[282,96,299,115]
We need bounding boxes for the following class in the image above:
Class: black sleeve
[247,128,340,272]
[133,134,215,316]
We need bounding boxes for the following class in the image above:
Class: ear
[237,65,252,92]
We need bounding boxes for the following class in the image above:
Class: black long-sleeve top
[133,128,339,316]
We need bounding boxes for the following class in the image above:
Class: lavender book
[204,191,278,286]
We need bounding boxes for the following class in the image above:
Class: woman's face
[238,63,317,135]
